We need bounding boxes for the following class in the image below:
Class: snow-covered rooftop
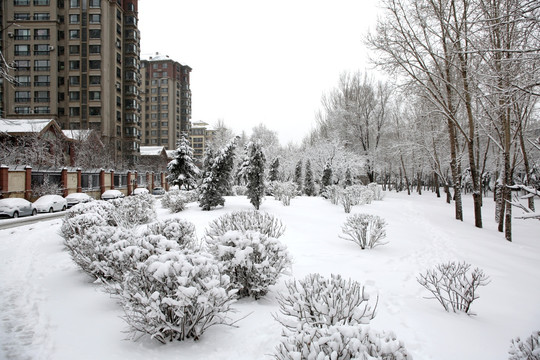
[191,121,216,131]
[62,129,93,141]
[166,150,175,158]
[0,118,55,134]
[140,146,166,156]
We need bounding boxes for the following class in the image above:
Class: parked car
[152,187,165,195]
[0,198,37,218]
[65,192,94,208]
[132,188,150,195]
[33,194,68,213]
[101,189,124,201]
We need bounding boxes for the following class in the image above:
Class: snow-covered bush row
[275,273,377,330]
[180,189,200,203]
[272,181,297,206]
[273,324,411,360]
[207,230,292,299]
[61,200,118,239]
[113,193,156,226]
[340,213,388,250]
[143,218,197,249]
[508,331,540,360]
[120,249,238,343]
[161,189,187,213]
[417,261,490,315]
[205,210,286,241]
[232,185,248,196]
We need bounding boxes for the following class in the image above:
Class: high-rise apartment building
[0,0,142,165]
[140,54,191,150]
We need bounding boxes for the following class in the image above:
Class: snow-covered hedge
[508,331,540,360]
[114,193,157,226]
[417,261,490,315]
[275,273,377,330]
[205,210,286,241]
[161,189,187,213]
[207,230,292,299]
[144,218,197,249]
[340,213,388,249]
[273,324,411,360]
[120,250,237,343]
[61,201,118,239]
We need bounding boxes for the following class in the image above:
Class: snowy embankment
[0,191,538,360]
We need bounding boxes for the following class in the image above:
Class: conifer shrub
[144,218,197,249]
[340,213,388,249]
[120,249,238,343]
[273,324,411,360]
[508,331,540,360]
[417,261,490,315]
[274,274,377,330]
[161,189,187,213]
[207,230,292,299]
[205,210,286,241]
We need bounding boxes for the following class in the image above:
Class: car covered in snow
[65,192,94,208]
[0,198,37,218]
[132,187,149,195]
[101,189,124,201]
[152,187,165,195]
[33,194,68,213]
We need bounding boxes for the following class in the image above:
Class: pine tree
[345,167,353,187]
[304,159,315,196]
[268,157,280,182]
[199,137,238,211]
[246,141,266,210]
[166,134,200,190]
[294,160,303,193]
[321,162,333,192]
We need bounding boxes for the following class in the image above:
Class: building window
[14,60,30,71]
[151,96,157,102]
[69,60,80,70]
[89,29,101,39]
[151,114,157,119]
[161,105,168,110]
[33,13,50,20]
[34,75,50,86]
[69,14,80,24]
[34,28,50,40]
[33,0,49,5]
[162,130,168,135]
[89,0,100,8]
[14,29,31,40]
[14,44,30,56]
[69,91,80,101]
[15,75,31,86]
[15,91,31,103]
[151,130,157,136]
[161,79,168,84]
[69,0,79,8]
[89,60,101,70]
[89,75,101,85]
[34,106,50,114]
[89,14,100,24]
[69,107,80,116]
[89,45,101,54]
[14,13,31,20]
[69,30,79,39]
[161,113,168,119]
[161,96,168,102]
[34,59,50,71]
[89,91,101,100]
[34,91,50,103]
[34,44,51,55]
[89,107,101,116]
[15,107,31,114]
[69,76,80,85]
[69,45,80,54]
[14,0,30,6]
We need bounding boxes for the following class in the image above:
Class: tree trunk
[434,173,441,198]
[447,121,463,221]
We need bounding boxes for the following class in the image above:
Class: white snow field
[0,191,538,360]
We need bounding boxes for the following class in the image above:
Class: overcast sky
[138,0,380,145]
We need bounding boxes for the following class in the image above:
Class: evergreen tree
[345,167,353,187]
[235,143,250,186]
[166,134,200,190]
[199,137,238,211]
[268,157,280,182]
[304,159,315,196]
[246,141,266,210]
[321,161,333,191]
[294,160,303,193]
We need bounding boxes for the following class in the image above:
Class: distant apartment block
[189,120,215,160]
[140,53,192,150]
[0,0,142,165]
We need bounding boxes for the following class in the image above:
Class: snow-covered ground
[0,191,538,360]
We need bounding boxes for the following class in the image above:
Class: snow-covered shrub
[360,188,375,205]
[207,230,292,299]
[272,181,297,206]
[120,249,237,343]
[232,185,248,196]
[417,261,490,315]
[114,193,157,226]
[180,189,199,203]
[161,189,186,213]
[509,331,540,360]
[275,273,377,330]
[340,214,388,250]
[205,210,286,241]
[61,201,118,239]
[368,182,384,201]
[339,188,355,213]
[273,324,411,360]
[322,185,341,205]
[144,218,197,249]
